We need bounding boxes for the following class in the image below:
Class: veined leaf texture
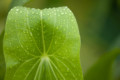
[4,6,83,80]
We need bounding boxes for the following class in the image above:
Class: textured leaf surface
[0,31,5,80]
[4,6,83,80]
[84,49,120,80]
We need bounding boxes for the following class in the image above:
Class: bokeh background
[0,0,120,80]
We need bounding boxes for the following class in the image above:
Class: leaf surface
[84,49,120,80]
[4,6,83,80]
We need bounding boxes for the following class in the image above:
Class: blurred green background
[0,0,120,80]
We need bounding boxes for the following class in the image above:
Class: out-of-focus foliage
[45,0,65,7]
[84,49,120,80]
[0,0,11,33]
[0,31,5,80]
[10,0,33,9]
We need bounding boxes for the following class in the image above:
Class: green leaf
[4,6,83,80]
[10,0,33,9]
[0,31,5,80]
[84,49,120,80]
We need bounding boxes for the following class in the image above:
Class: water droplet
[16,9,19,11]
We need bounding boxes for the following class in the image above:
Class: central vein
[40,10,46,54]
[41,54,49,61]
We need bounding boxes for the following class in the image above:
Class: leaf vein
[33,59,41,80]
[46,9,56,54]
[26,9,42,55]
[48,60,58,80]
[24,59,40,80]
[50,59,65,80]
[40,10,46,53]
[53,56,76,79]
[14,15,37,57]
[12,57,37,80]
